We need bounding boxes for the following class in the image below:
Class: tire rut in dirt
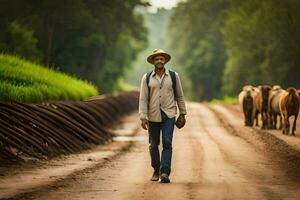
[207,104,300,181]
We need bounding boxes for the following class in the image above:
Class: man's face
[153,55,166,69]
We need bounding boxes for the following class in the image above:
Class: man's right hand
[141,119,149,130]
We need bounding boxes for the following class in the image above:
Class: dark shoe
[160,173,170,183]
[150,171,159,181]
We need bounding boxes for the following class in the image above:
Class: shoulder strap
[146,71,153,101]
[146,71,152,86]
[169,70,177,98]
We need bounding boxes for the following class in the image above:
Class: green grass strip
[0,54,99,103]
[211,95,238,105]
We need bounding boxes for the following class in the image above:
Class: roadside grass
[211,95,238,105]
[0,54,99,103]
[114,77,138,92]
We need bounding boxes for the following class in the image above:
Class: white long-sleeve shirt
[138,69,187,122]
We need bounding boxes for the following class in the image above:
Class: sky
[148,0,180,12]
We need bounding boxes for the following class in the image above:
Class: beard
[155,63,164,69]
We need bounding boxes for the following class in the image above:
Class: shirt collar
[151,68,169,77]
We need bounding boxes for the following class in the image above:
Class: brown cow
[279,87,300,135]
[255,85,272,129]
[268,85,284,129]
[238,85,257,126]
[253,87,260,126]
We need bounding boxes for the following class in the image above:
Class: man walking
[139,49,187,183]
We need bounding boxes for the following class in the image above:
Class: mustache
[155,63,164,67]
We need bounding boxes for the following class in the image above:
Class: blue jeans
[148,110,175,175]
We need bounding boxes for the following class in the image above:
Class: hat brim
[147,52,171,64]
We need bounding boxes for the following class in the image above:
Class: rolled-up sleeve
[175,72,187,115]
[139,74,149,120]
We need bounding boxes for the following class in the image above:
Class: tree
[167,0,229,100]
[0,0,148,93]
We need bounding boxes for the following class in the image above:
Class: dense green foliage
[2,0,298,100]
[168,0,300,100]
[0,54,98,103]
[0,0,148,93]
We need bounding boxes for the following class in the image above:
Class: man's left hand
[175,114,186,129]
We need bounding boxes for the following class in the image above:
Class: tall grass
[0,54,99,103]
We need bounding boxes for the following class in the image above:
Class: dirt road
[2,102,300,200]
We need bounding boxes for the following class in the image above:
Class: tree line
[0,0,148,93]
[167,0,300,100]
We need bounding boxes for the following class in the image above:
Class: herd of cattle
[238,85,300,135]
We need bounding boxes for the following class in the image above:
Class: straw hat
[147,49,171,64]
